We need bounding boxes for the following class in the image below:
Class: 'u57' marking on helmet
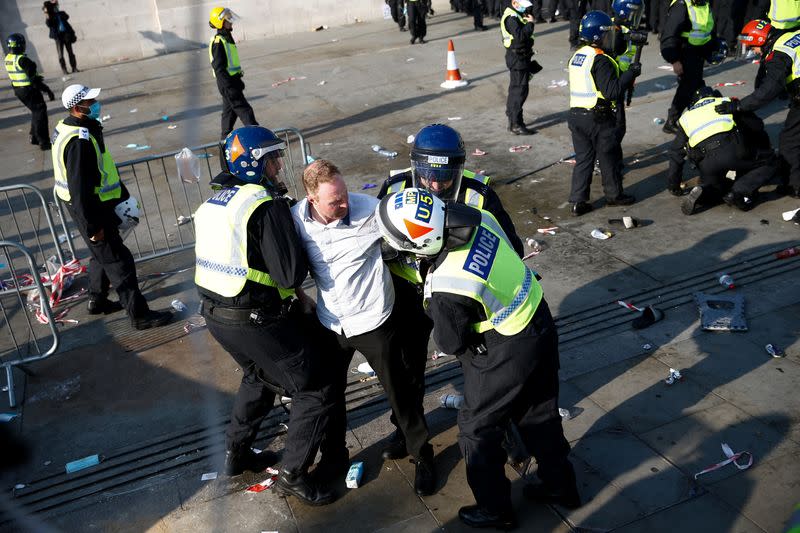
[464,227,499,280]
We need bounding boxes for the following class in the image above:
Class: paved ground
[0,9,799,533]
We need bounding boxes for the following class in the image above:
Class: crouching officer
[735,19,800,198]
[54,84,172,329]
[376,124,524,461]
[194,126,337,506]
[209,6,258,139]
[568,11,640,216]
[5,33,54,151]
[376,188,580,530]
[667,86,777,214]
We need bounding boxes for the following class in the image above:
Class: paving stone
[558,380,618,443]
[372,512,440,533]
[743,304,800,365]
[559,329,656,380]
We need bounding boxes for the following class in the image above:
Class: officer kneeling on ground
[376,188,580,530]
[194,126,339,506]
[667,86,778,215]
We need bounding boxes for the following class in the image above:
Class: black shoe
[458,505,517,530]
[606,194,635,206]
[682,186,703,215]
[723,191,756,211]
[275,469,335,506]
[662,120,679,134]
[311,452,351,484]
[523,482,581,509]
[29,136,38,146]
[419,38,427,44]
[549,17,557,23]
[400,26,407,32]
[87,297,124,315]
[571,201,593,216]
[776,184,800,198]
[475,25,488,31]
[224,447,279,476]
[131,309,172,330]
[413,457,436,496]
[668,185,684,197]
[381,431,409,460]
[509,124,536,135]
[410,37,417,44]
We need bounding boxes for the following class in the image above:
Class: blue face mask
[83,101,101,120]
[514,3,528,13]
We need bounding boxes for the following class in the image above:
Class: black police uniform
[738,34,800,196]
[503,11,540,131]
[567,0,589,48]
[198,172,338,473]
[646,0,669,33]
[667,107,777,209]
[712,0,745,51]
[660,1,717,129]
[407,0,428,43]
[11,55,53,149]
[210,29,258,139]
[387,0,407,31]
[568,52,637,204]
[426,269,576,517]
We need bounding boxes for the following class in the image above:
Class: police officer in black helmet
[4,34,54,150]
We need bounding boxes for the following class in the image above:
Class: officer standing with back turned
[5,33,54,151]
[502,0,542,135]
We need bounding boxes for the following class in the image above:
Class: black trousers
[506,68,530,127]
[566,0,588,47]
[54,35,77,73]
[712,0,746,48]
[458,301,575,514]
[330,312,432,460]
[696,139,777,196]
[14,87,49,147]
[646,0,669,33]
[780,106,800,189]
[206,311,337,473]
[388,0,407,29]
[217,80,258,139]
[472,0,485,27]
[568,109,624,202]
[407,1,427,40]
[668,51,706,122]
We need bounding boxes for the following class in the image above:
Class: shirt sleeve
[64,137,105,237]
[483,187,524,257]
[256,197,309,289]
[592,55,634,102]
[739,51,793,112]
[426,292,484,355]
[660,2,689,64]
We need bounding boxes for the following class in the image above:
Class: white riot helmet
[114,196,140,238]
[377,188,446,256]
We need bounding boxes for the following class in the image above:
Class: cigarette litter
[665,368,683,385]
[14,484,25,490]
[694,443,752,479]
[643,344,652,350]
[318,80,326,85]
[509,145,532,153]
[547,79,568,88]
[431,351,453,360]
[658,65,674,70]
[714,80,746,87]
[201,472,218,481]
[135,145,151,151]
[167,124,178,129]
[129,108,138,113]
[766,343,785,358]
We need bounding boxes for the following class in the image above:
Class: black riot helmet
[6,33,26,54]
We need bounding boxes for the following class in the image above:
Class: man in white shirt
[291,159,436,496]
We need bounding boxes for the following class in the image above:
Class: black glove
[714,99,740,115]
[629,62,642,77]
[45,88,55,101]
[529,60,543,75]
[627,30,649,45]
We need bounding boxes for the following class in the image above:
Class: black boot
[87,296,124,315]
[723,190,756,211]
[131,309,173,330]
[571,202,593,216]
[509,124,536,135]
[681,185,703,215]
[381,430,408,460]
[458,505,517,530]
[413,456,436,496]
[224,445,278,476]
[275,468,335,506]
[311,450,351,484]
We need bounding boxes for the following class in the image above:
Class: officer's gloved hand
[45,89,55,101]
[629,62,642,77]
[714,98,740,115]
[529,60,543,75]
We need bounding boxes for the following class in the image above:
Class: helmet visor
[735,35,759,60]
[600,24,618,52]
[619,7,642,28]
[217,8,240,24]
[411,156,464,202]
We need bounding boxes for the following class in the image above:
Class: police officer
[667,86,777,214]
[473,0,489,30]
[502,0,543,135]
[660,0,717,133]
[766,0,800,33]
[376,188,580,530]
[194,126,339,505]
[387,0,408,31]
[53,84,173,329]
[4,34,54,151]
[407,0,428,44]
[377,124,524,461]
[568,11,640,216]
[612,0,646,168]
[734,19,800,197]
[209,6,258,139]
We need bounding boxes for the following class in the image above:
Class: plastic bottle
[171,299,188,312]
[440,394,464,409]
[718,274,735,289]
[776,246,800,259]
[371,144,398,158]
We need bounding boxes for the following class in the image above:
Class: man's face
[419,176,453,197]
[310,175,349,223]
[263,156,283,181]
[223,19,233,31]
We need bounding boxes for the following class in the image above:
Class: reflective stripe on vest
[773,30,800,84]
[208,34,242,77]
[678,97,735,147]
[617,27,638,72]
[461,170,490,209]
[770,0,800,30]
[501,7,525,49]
[425,211,543,336]
[194,184,295,299]
[569,46,619,109]
[52,121,122,203]
[5,54,30,87]
[671,0,714,45]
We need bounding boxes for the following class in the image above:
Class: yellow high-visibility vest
[671,0,714,46]
[569,46,619,109]
[52,121,122,203]
[773,30,800,85]
[4,54,31,87]
[678,96,735,148]
[769,0,800,30]
[208,34,242,78]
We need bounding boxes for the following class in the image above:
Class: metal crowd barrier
[0,241,59,408]
[57,128,310,264]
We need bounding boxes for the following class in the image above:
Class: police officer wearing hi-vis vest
[376,188,579,530]
[734,18,800,198]
[667,86,777,215]
[53,84,172,329]
[194,126,340,506]
[502,0,543,135]
[376,124,524,463]
[209,6,258,139]
[659,0,717,134]
[567,11,640,216]
[767,0,800,34]
[612,0,646,148]
[5,33,54,151]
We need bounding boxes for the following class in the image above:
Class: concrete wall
[0,0,403,75]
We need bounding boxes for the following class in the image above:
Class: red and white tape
[694,443,753,479]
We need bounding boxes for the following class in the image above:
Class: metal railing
[0,241,60,408]
[57,128,310,264]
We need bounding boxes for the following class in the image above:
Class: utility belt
[570,102,615,122]
[687,130,738,162]
[204,299,292,325]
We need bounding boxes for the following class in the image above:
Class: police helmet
[737,19,772,59]
[377,188,447,257]
[209,6,238,30]
[223,126,286,184]
[689,85,722,107]
[611,0,643,28]
[410,124,466,202]
[708,38,728,66]
[579,11,616,53]
[6,33,25,53]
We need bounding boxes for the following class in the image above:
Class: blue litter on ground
[362,183,376,190]
[66,454,101,473]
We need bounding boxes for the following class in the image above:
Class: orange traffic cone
[441,40,468,89]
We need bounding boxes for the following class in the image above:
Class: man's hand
[90,228,105,242]
[629,62,642,77]
[672,60,683,76]
[295,288,316,315]
[714,98,740,115]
